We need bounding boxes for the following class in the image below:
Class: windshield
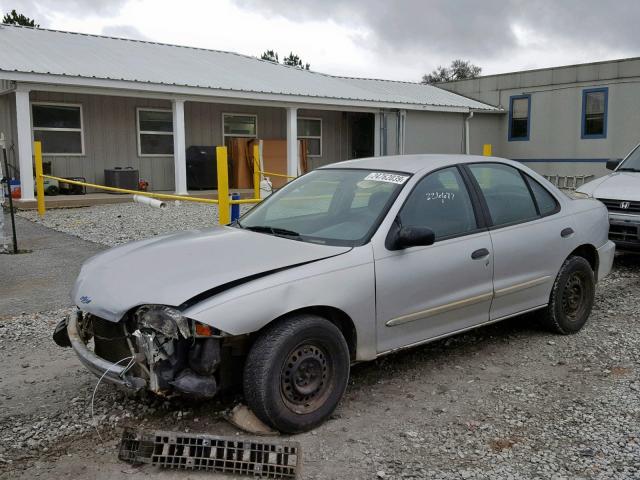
[618,144,640,171]
[238,168,410,246]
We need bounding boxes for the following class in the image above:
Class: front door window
[397,167,477,240]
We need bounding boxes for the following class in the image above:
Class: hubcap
[281,343,331,414]
[563,272,586,320]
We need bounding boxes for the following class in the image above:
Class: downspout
[464,110,474,154]
[381,111,388,156]
[399,110,406,155]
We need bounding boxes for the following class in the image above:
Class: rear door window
[469,163,538,227]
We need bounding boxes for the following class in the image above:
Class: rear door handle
[561,227,574,238]
[471,248,490,259]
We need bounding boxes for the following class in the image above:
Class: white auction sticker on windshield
[364,172,409,184]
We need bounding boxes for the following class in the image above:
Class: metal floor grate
[119,428,300,478]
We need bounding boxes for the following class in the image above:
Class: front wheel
[243,314,350,433]
[541,255,595,334]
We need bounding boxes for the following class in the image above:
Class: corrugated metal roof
[340,76,495,110]
[0,25,498,111]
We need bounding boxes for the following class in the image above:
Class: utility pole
[0,132,7,253]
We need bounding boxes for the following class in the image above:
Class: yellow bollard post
[216,146,230,225]
[34,141,46,217]
[252,143,260,201]
[482,144,492,156]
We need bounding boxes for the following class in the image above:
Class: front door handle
[561,227,574,238]
[471,248,490,260]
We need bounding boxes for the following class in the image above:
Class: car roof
[319,154,518,175]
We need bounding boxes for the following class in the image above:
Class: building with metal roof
[0,25,500,200]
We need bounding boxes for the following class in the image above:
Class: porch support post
[374,110,381,157]
[172,99,187,195]
[286,107,298,178]
[399,109,406,155]
[15,87,34,200]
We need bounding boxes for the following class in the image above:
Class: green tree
[260,50,279,63]
[421,59,481,84]
[282,52,310,70]
[259,50,310,70]
[2,9,39,27]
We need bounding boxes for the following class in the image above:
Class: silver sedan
[55,154,615,433]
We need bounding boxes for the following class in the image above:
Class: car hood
[577,172,640,201]
[72,226,351,322]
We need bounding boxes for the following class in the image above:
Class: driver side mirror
[389,226,435,250]
[606,159,621,171]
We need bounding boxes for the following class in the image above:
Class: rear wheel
[243,314,350,433]
[541,255,595,334]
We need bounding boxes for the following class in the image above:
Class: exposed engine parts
[56,307,230,398]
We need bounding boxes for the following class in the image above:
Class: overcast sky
[3,0,639,81]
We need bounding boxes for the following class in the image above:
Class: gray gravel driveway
[2,204,639,479]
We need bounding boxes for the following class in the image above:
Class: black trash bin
[186,146,234,190]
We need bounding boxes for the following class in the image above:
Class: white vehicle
[576,144,640,251]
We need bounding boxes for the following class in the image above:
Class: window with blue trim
[581,88,608,139]
[508,95,530,141]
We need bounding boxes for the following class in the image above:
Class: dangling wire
[90,355,134,442]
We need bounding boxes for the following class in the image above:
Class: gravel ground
[3,203,640,479]
[18,202,251,247]
[0,308,154,448]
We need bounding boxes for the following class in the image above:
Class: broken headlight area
[134,305,232,398]
[57,306,242,399]
[135,305,191,339]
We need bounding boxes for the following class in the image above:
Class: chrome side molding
[494,275,551,298]
[386,292,494,327]
[385,275,551,328]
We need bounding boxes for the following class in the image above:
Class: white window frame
[137,107,174,157]
[297,117,322,157]
[222,113,258,139]
[31,102,85,156]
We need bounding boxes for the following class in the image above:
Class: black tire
[541,255,595,334]
[243,314,350,433]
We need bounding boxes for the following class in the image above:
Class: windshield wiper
[617,167,640,172]
[245,225,301,237]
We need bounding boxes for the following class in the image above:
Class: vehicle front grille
[119,428,300,478]
[598,198,640,214]
[91,315,131,362]
[609,223,640,243]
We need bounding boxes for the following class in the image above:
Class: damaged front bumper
[59,308,234,398]
[66,311,147,391]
